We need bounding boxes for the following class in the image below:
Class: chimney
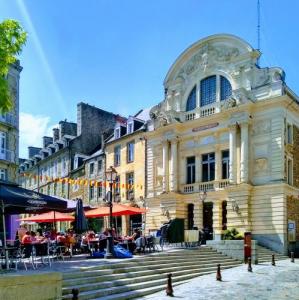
[53,128,59,142]
[59,120,77,139]
[42,136,53,148]
[28,146,42,159]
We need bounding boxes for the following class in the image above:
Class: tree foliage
[0,19,27,113]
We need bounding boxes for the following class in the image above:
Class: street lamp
[105,166,117,259]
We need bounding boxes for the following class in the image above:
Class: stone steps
[257,246,289,263]
[62,248,241,300]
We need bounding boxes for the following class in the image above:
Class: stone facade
[145,34,299,254]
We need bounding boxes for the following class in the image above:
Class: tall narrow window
[220,76,232,101]
[287,124,293,144]
[187,203,194,230]
[98,159,103,174]
[127,122,133,134]
[126,172,134,200]
[115,175,120,195]
[127,141,134,163]
[222,150,230,179]
[222,201,227,230]
[115,128,120,139]
[200,75,216,107]
[89,185,94,201]
[0,131,6,159]
[98,183,103,199]
[89,162,94,175]
[287,159,293,185]
[186,156,196,184]
[114,145,121,166]
[0,169,6,180]
[202,152,215,182]
[186,86,197,111]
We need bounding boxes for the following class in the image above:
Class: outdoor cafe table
[0,246,18,270]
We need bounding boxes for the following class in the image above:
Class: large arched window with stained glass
[220,76,232,101]
[200,75,216,107]
[186,86,197,111]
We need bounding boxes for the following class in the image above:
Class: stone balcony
[183,102,221,122]
[0,113,17,128]
[181,179,230,194]
[0,149,16,163]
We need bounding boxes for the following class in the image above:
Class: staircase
[62,247,241,300]
[257,245,289,263]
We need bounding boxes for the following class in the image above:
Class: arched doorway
[203,202,213,240]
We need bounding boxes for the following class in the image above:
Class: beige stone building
[105,110,149,235]
[145,34,299,254]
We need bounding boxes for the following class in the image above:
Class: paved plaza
[141,259,299,300]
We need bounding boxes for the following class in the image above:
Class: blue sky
[1,0,299,158]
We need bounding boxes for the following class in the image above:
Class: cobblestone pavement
[141,259,299,300]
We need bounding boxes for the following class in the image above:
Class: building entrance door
[203,202,213,240]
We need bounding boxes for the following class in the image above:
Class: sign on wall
[192,122,219,132]
[288,220,296,242]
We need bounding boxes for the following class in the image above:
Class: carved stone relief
[254,158,268,174]
[252,120,271,136]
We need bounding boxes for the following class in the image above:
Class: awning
[19,211,74,223]
[85,203,147,218]
[0,181,68,214]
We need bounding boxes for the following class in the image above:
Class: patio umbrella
[85,203,147,218]
[19,211,74,223]
[74,199,88,233]
[0,181,67,269]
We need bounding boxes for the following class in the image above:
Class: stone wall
[293,126,299,188]
[287,196,299,241]
[207,240,258,264]
[0,272,62,300]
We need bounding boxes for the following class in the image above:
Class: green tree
[0,19,27,113]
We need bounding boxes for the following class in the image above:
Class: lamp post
[105,166,117,259]
[199,190,207,243]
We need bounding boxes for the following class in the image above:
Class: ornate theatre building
[145,34,299,254]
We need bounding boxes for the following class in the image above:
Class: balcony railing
[0,113,17,127]
[183,102,221,122]
[181,179,230,194]
[0,149,15,163]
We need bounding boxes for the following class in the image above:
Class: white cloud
[19,112,57,158]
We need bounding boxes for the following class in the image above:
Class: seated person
[131,229,141,241]
[56,232,66,246]
[30,231,37,243]
[21,231,32,244]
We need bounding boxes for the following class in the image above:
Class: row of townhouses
[18,34,299,255]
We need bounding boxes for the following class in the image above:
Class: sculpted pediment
[174,43,240,83]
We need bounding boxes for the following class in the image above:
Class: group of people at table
[15,225,142,257]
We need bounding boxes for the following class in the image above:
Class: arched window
[220,76,232,101]
[200,75,216,107]
[186,86,196,111]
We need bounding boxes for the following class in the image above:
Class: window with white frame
[127,122,133,134]
[186,86,197,111]
[114,145,121,166]
[222,150,230,179]
[126,172,134,200]
[0,168,6,180]
[127,141,134,163]
[0,131,6,157]
[202,152,215,182]
[98,183,103,199]
[287,158,293,185]
[287,123,293,144]
[186,156,196,184]
[98,159,103,174]
[115,127,120,139]
[89,185,94,201]
[89,162,94,175]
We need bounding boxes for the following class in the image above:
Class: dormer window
[115,128,120,139]
[127,122,133,134]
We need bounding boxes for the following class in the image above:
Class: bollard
[166,273,174,297]
[271,254,275,266]
[247,257,252,272]
[216,264,222,281]
[71,288,79,300]
[291,252,295,263]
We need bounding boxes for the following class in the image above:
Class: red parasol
[19,211,74,223]
[85,203,147,218]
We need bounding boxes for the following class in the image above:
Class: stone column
[196,154,202,183]
[162,141,169,192]
[215,146,221,181]
[170,140,178,191]
[229,125,237,183]
[240,122,249,183]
